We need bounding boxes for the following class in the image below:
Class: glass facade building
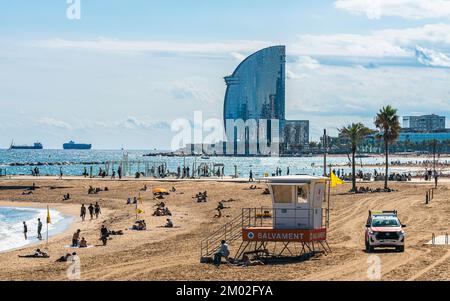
[224,46,286,155]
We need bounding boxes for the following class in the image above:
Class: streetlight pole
[323,129,328,177]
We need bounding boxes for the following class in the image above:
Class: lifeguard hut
[201,175,331,262]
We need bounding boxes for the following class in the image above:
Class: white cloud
[291,23,450,58]
[229,52,247,62]
[33,38,272,57]
[31,23,450,64]
[118,117,171,131]
[296,56,321,70]
[38,118,72,130]
[416,46,450,67]
[167,79,221,103]
[335,0,450,20]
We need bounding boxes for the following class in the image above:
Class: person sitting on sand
[132,220,147,231]
[165,219,174,228]
[63,193,71,201]
[127,198,131,205]
[79,237,88,248]
[163,207,172,216]
[19,249,49,258]
[72,230,81,247]
[133,197,138,204]
[170,186,176,192]
[214,240,230,267]
[214,208,222,218]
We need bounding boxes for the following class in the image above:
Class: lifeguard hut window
[297,185,309,204]
[272,186,293,204]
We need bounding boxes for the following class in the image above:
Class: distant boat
[63,141,92,150]
[201,155,210,160]
[10,141,43,150]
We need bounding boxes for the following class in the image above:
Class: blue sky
[1,0,450,149]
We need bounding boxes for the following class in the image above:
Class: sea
[0,207,71,253]
[0,149,444,177]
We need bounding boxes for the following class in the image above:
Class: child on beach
[79,237,88,248]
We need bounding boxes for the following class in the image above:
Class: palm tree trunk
[385,140,389,190]
[352,147,357,192]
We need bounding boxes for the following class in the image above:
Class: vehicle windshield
[371,217,400,227]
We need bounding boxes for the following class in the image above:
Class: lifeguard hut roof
[265,175,328,184]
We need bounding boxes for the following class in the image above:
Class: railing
[200,213,244,258]
[200,207,330,259]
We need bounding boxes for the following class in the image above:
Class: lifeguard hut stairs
[200,207,331,263]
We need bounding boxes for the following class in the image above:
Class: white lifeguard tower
[201,175,332,262]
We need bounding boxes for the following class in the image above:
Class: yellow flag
[46,206,51,224]
[136,209,145,214]
[330,171,345,188]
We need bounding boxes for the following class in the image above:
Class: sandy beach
[1,177,450,281]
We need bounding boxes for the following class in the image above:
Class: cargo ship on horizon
[63,141,92,150]
[9,141,43,150]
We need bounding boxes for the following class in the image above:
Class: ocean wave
[0,207,69,253]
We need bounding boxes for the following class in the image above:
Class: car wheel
[365,240,372,253]
[396,246,405,253]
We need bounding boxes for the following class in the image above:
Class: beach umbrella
[153,188,168,194]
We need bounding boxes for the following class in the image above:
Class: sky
[1,0,450,150]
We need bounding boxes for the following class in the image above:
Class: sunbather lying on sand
[56,252,76,262]
[19,249,49,258]
[237,254,265,267]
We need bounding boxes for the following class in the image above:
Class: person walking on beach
[100,225,109,246]
[80,204,87,222]
[23,221,28,240]
[249,170,254,182]
[118,166,122,180]
[59,167,63,180]
[88,204,95,220]
[94,202,101,219]
[37,218,43,240]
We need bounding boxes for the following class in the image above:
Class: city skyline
[1,0,450,149]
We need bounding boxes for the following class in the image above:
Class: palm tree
[375,105,401,190]
[339,123,373,192]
